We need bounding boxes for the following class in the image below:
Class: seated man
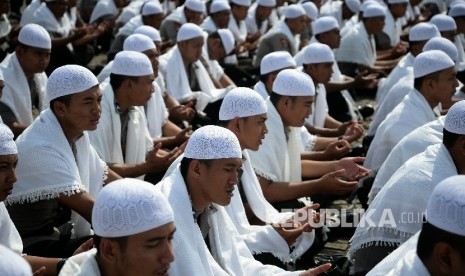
[160,0,205,43]
[201,0,231,33]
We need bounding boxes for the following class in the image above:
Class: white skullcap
[449,2,465,17]
[426,175,465,236]
[409,22,440,41]
[184,125,242,159]
[47,65,98,102]
[258,0,276,8]
[302,2,318,20]
[210,0,231,13]
[302,42,335,64]
[0,124,16,155]
[218,29,235,55]
[413,49,455,78]
[346,0,361,13]
[388,0,408,4]
[0,244,32,276]
[423,37,459,62]
[363,4,386,18]
[260,51,296,75]
[134,25,161,42]
[18,23,51,49]
[312,16,339,35]
[430,14,457,31]
[111,51,154,76]
[285,4,306,19]
[231,0,251,6]
[444,100,465,134]
[219,87,267,120]
[92,178,174,238]
[360,0,378,12]
[142,1,163,15]
[273,69,315,96]
[177,23,205,42]
[123,34,156,52]
[185,0,206,13]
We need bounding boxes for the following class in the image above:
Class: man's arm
[58,191,94,223]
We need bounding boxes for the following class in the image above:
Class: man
[320,0,360,30]
[349,100,465,274]
[0,24,50,137]
[201,0,231,33]
[59,178,176,276]
[160,0,205,43]
[449,2,465,81]
[6,65,119,257]
[89,0,129,24]
[377,0,408,49]
[245,0,275,40]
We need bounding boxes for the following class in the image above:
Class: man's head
[184,0,205,24]
[342,0,360,20]
[302,42,335,84]
[255,0,275,20]
[430,14,457,42]
[207,29,235,60]
[141,1,164,29]
[442,100,465,153]
[284,4,306,35]
[259,51,296,93]
[134,25,162,52]
[16,24,51,76]
[423,36,458,63]
[93,178,175,276]
[0,124,17,202]
[177,23,205,64]
[270,69,315,127]
[408,22,440,56]
[302,2,318,24]
[219,87,268,151]
[362,4,386,34]
[209,0,231,29]
[449,3,465,34]
[230,0,250,21]
[387,0,408,19]
[45,0,68,19]
[312,16,341,49]
[123,34,159,78]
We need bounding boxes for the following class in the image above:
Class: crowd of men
[0,0,465,275]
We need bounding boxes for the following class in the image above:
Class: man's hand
[169,101,196,123]
[324,140,350,159]
[300,263,332,275]
[73,238,94,255]
[354,73,378,90]
[174,126,192,144]
[273,223,311,246]
[336,157,370,181]
[316,169,358,195]
[146,142,185,172]
[341,122,364,143]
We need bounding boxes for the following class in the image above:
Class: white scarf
[340,14,358,38]
[88,81,153,179]
[0,53,47,125]
[145,82,168,139]
[20,0,41,26]
[253,81,269,100]
[90,0,119,23]
[305,83,328,128]
[163,6,187,24]
[245,4,269,35]
[33,5,70,37]
[320,0,343,28]
[248,100,302,182]
[6,109,106,238]
[454,34,465,71]
[0,202,23,255]
[382,10,402,47]
[201,17,217,33]
[116,0,144,26]
[96,61,112,84]
[59,249,101,276]
[227,15,248,63]
[336,22,376,67]
[116,15,143,37]
[264,20,300,56]
[350,143,456,257]
[376,53,414,104]
[0,13,11,40]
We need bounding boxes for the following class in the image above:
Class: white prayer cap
[387,0,408,4]
[413,49,455,78]
[18,23,51,50]
[210,0,231,13]
[142,1,163,15]
[346,0,361,13]
[231,0,251,7]
[185,0,206,13]
[92,178,174,238]
[426,175,465,236]
[257,0,276,8]
[302,42,335,64]
[0,244,32,276]
[444,100,465,134]
[408,22,440,42]
[0,124,17,155]
[184,125,242,159]
[312,16,339,35]
[449,2,465,17]
[273,69,315,96]
[285,4,306,19]
[423,37,459,62]
[360,0,378,12]
[177,23,205,42]
[123,34,156,52]
[430,14,457,31]
[219,87,267,120]
[302,2,318,20]
[362,4,386,18]
[112,51,153,76]
[134,25,162,42]
[260,51,296,75]
[218,29,235,55]
[47,65,98,102]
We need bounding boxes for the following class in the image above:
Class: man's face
[143,48,159,78]
[207,38,226,60]
[212,10,231,28]
[145,13,164,30]
[113,222,176,276]
[287,15,306,35]
[128,74,156,106]
[282,95,315,127]
[184,8,204,24]
[366,16,385,34]
[432,66,458,105]
[441,30,457,42]
[390,3,408,18]
[179,37,204,64]
[114,0,130,8]
[231,4,248,21]
[0,154,17,202]
[16,46,51,75]
[236,114,268,151]
[306,63,334,84]
[255,5,274,20]
[455,17,465,34]
[319,28,341,49]
[60,86,102,132]
[47,0,68,19]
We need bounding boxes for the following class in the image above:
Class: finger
[152,142,162,153]
[348,156,365,164]
[81,238,94,250]
[185,101,195,108]
[33,267,46,276]
[309,263,332,275]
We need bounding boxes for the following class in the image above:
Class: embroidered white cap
[362,4,386,18]
[260,51,296,75]
[273,69,315,96]
[301,42,335,64]
[408,22,440,42]
[423,37,458,62]
[444,100,465,134]
[18,23,51,50]
[185,0,206,13]
[177,23,205,42]
[346,0,361,13]
[92,178,174,238]
[426,175,465,236]
[413,49,455,78]
[210,0,231,13]
[231,0,251,7]
[0,244,32,276]
[123,34,156,52]
[258,0,276,8]
[134,25,162,42]
[449,2,465,17]
[111,51,154,76]
[47,65,99,102]
[387,0,408,4]
[312,16,339,35]
[430,14,457,31]
[184,125,242,159]
[0,124,17,155]
[218,29,235,55]
[142,1,163,15]
[285,4,306,19]
[219,87,267,120]
[302,2,318,20]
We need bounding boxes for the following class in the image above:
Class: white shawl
[145,82,168,139]
[59,249,101,276]
[163,6,187,24]
[90,0,119,23]
[305,83,328,128]
[96,61,112,84]
[340,14,358,38]
[201,17,217,33]
[6,109,106,238]
[454,34,465,71]
[226,16,248,63]
[116,0,144,26]
[376,53,414,104]
[320,0,343,27]
[33,5,70,37]
[349,143,456,257]
[116,15,143,37]
[382,9,402,47]
[0,53,47,125]
[253,80,269,100]
[19,0,41,26]
[336,22,376,67]
[0,202,23,254]
[245,3,269,35]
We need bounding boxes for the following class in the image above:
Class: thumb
[308,263,332,275]
[152,142,162,153]
[185,101,195,108]
[330,169,346,177]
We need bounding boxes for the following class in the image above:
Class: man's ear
[433,242,454,274]
[99,239,120,263]
[189,160,202,178]
[53,101,67,117]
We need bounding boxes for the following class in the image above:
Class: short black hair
[417,221,465,261]
[180,157,213,179]
[413,71,440,91]
[50,94,73,114]
[94,234,128,256]
[269,91,297,107]
[109,73,140,91]
[217,117,249,128]
[442,127,463,149]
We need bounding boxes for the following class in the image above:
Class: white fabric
[430,14,456,32]
[306,83,328,128]
[454,34,465,71]
[320,1,344,28]
[0,123,16,155]
[141,1,163,15]
[423,37,458,62]
[226,16,248,64]
[302,2,318,21]
[177,22,204,42]
[219,87,267,120]
[408,22,440,41]
[0,203,23,255]
[20,0,42,26]
[0,244,32,276]
[444,100,465,134]
[449,2,465,17]
[245,3,269,35]
[162,6,187,26]
[413,49,455,78]
[184,0,206,13]
[273,68,315,96]
[284,4,305,19]
[258,0,276,7]
[210,0,230,13]
[300,42,334,64]
[145,82,168,139]
[6,109,106,238]
[349,143,457,257]
[116,15,144,37]
[18,23,51,49]
[311,16,339,36]
[336,22,377,67]
[184,125,242,159]
[123,33,156,52]
[134,25,161,42]
[347,0,361,13]
[340,14,358,38]
[0,14,11,50]
[232,0,251,6]
[363,4,386,17]
[253,80,270,99]
[96,61,113,83]
[260,21,300,57]
[59,249,101,276]
[116,0,144,26]
[261,51,296,74]
[218,29,235,55]
[111,51,153,77]
[0,53,47,125]
[32,4,70,38]
[47,64,99,102]
[201,16,218,33]
[90,0,119,23]
[382,8,402,46]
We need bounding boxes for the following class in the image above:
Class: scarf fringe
[253,168,277,182]
[6,184,87,205]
